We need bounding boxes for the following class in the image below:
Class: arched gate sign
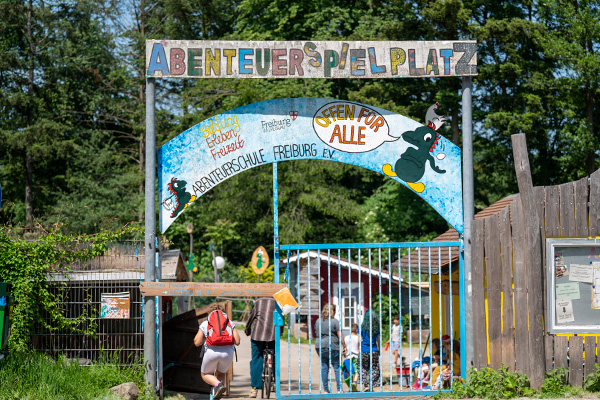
[143,40,477,397]
[158,98,463,234]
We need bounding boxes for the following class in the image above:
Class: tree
[0,0,139,232]
[536,0,600,177]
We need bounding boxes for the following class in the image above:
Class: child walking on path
[385,314,402,367]
[344,323,360,391]
[194,309,241,400]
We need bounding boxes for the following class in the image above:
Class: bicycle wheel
[264,362,272,399]
[262,356,269,398]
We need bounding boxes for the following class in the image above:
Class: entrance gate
[144,40,477,395]
[275,242,463,398]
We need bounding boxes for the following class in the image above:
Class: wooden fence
[471,167,600,387]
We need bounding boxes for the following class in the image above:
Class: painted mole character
[167,177,196,218]
[382,103,447,193]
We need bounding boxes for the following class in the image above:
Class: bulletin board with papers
[546,238,600,334]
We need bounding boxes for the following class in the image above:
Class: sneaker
[351,383,357,392]
[249,387,258,398]
[212,382,226,400]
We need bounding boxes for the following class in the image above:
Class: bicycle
[262,348,276,399]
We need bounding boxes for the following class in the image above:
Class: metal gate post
[273,162,281,397]
[144,77,157,391]
[461,76,474,371]
[459,240,466,379]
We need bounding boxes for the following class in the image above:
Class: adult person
[244,297,276,398]
[360,309,381,392]
[194,309,241,400]
[314,303,347,393]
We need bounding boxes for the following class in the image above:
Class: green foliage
[238,262,276,284]
[0,351,153,400]
[435,365,600,399]
[203,219,241,254]
[372,292,400,343]
[1,0,599,291]
[0,226,139,352]
[584,364,600,392]
[540,367,569,397]
[435,366,536,399]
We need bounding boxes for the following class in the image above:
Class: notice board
[546,238,600,334]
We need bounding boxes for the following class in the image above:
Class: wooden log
[545,335,554,372]
[511,198,530,377]
[584,336,597,381]
[485,215,502,369]
[569,336,584,387]
[559,182,576,237]
[139,282,286,297]
[471,218,487,369]
[499,206,515,372]
[512,134,546,389]
[554,336,569,371]
[574,177,589,237]
[545,185,560,237]
[590,169,600,236]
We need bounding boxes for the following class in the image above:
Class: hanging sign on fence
[146,40,477,79]
[158,98,463,234]
[100,292,130,319]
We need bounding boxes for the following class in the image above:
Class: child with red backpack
[194,309,241,399]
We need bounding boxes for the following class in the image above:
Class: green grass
[0,351,155,400]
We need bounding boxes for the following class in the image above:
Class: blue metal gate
[274,242,464,399]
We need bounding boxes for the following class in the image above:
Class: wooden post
[499,206,515,372]
[511,199,530,376]
[484,216,502,369]
[511,134,546,389]
[471,218,487,368]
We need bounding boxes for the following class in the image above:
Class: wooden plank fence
[471,164,600,387]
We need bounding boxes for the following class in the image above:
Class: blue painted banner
[158,98,463,233]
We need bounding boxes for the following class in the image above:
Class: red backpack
[206,310,235,346]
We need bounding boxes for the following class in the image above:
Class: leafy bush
[540,367,569,397]
[435,366,536,399]
[0,226,138,351]
[584,364,600,392]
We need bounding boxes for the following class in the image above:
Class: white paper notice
[556,282,580,300]
[569,264,594,283]
[556,299,575,323]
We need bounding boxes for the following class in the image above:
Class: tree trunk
[451,107,459,145]
[138,0,146,221]
[25,0,34,229]
[586,84,596,175]
[25,154,34,228]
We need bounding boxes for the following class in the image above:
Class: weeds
[0,351,155,400]
[540,367,568,398]
[584,364,600,392]
[434,366,535,399]
[434,364,600,399]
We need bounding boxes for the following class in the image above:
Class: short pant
[201,345,234,374]
[391,341,400,351]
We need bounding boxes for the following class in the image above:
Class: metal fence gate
[275,242,464,399]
